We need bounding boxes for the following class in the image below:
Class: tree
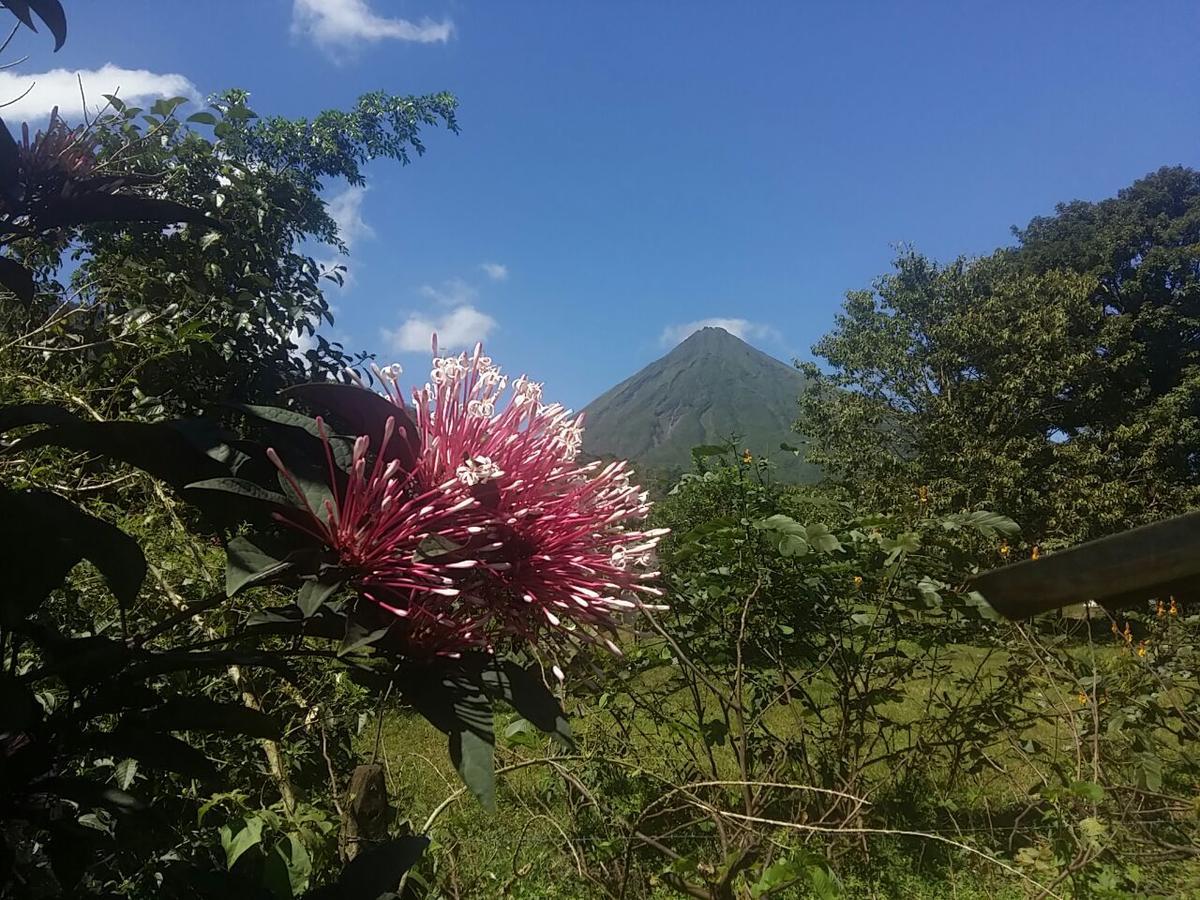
[800,167,1200,545]
[3,87,458,420]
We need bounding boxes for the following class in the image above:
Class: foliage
[6,5,1200,897]
[3,85,456,421]
[800,167,1200,547]
[0,372,589,894]
[354,454,1200,898]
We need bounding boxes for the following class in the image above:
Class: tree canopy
[800,166,1200,547]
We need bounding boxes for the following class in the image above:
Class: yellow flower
[1030,545,1040,561]
[1111,621,1120,637]
[1123,622,1133,644]
[917,485,929,504]
[1077,692,1088,706]
[853,575,864,589]
[741,449,753,464]
[1157,600,1166,618]
[1137,641,1148,658]
[999,543,1011,559]
[1170,597,1179,617]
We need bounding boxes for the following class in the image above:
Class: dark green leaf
[298,574,343,617]
[225,533,305,598]
[0,257,34,303]
[480,659,573,750]
[403,660,497,809]
[450,728,495,812]
[0,486,144,621]
[187,477,290,507]
[140,698,282,740]
[38,777,145,813]
[7,420,231,490]
[96,724,217,780]
[221,816,264,869]
[0,672,39,732]
[0,402,81,433]
[37,193,215,230]
[283,382,420,471]
[338,619,392,656]
[314,836,428,900]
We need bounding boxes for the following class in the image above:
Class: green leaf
[225,533,297,598]
[114,758,138,791]
[263,833,312,898]
[37,193,214,230]
[691,444,732,460]
[150,96,189,117]
[402,661,497,810]
[7,419,233,490]
[450,728,495,812]
[282,382,420,473]
[297,574,343,617]
[186,111,218,125]
[221,816,264,869]
[6,0,67,50]
[200,230,221,250]
[0,257,34,303]
[805,523,843,553]
[0,486,145,621]
[1137,755,1163,793]
[755,514,805,534]
[1069,781,1106,803]
[141,698,282,740]
[97,725,216,780]
[414,533,464,562]
[187,477,290,507]
[0,402,81,432]
[944,510,1021,538]
[778,534,810,557]
[480,659,574,750]
[323,836,429,899]
[338,619,392,656]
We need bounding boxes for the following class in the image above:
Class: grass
[355,640,1119,898]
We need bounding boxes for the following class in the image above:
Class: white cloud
[325,185,374,248]
[382,304,497,354]
[0,63,197,122]
[480,262,508,282]
[418,277,478,307]
[292,0,453,55]
[659,317,780,347]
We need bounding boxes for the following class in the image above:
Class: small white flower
[456,455,504,486]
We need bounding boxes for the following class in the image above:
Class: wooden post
[340,763,392,861]
[971,511,1200,619]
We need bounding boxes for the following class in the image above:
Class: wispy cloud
[659,317,781,347]
[0,64,197,121]
[326,185,374,248]
[419,277,478,307]
[382,304,497,354]
[292,0,453,56]
[480,262,509,282]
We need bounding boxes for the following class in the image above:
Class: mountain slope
[580,327,817,480]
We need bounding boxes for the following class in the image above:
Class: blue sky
[8,1,1200,410]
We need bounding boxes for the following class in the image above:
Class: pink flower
[267,412,488,653]
[403,338,668,652]
[275,340,667,657]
